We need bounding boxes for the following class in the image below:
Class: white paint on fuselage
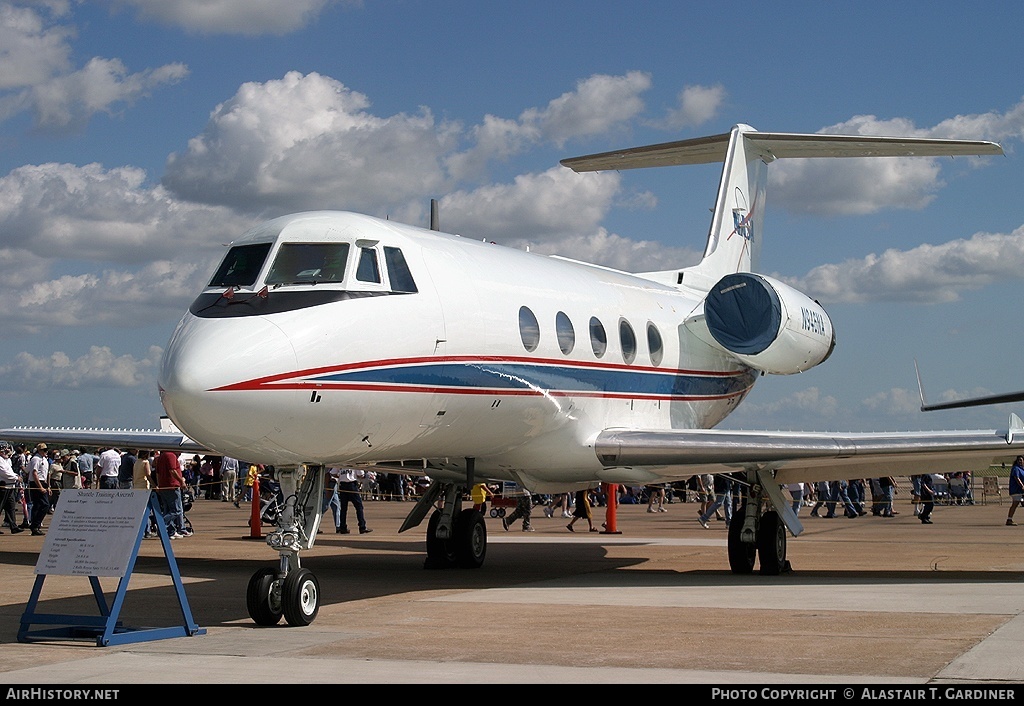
[159,211,755,483]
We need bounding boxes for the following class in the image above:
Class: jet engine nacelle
[704,272,835,375]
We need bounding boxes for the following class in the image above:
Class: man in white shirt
[334,467,372,535]
[97,447,121,490]
[0,442,24,534]
[28,443,50,535]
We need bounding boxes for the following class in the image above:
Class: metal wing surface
[0,426,209,454]
[595,416,1024,485]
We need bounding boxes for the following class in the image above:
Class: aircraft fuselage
[158,211,757,486]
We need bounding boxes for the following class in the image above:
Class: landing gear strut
[245,464,326,626]
[728,471,791,576]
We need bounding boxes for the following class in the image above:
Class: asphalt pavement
[2,485,1024,685]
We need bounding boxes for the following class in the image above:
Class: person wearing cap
[60,450,81,490]
[28,443,50,535]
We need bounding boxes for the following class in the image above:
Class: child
[471,482,494,515]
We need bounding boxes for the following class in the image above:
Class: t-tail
[562,123,1001,290]
[562,123,1001,376]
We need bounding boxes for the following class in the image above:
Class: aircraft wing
[914,359,1024,411]
[920,390,1024,411]
[595,416,1024,485]
[0,426,209,454]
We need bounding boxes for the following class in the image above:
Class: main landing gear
[398,478,487,570]
[246,465,324,627]
[728,470,792,576]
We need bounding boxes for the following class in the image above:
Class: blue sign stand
[18,493,206,647]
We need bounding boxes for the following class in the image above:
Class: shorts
[1011,493,1023,502]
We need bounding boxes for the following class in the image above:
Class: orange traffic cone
[601,482,621,534]
[245,474,263,539]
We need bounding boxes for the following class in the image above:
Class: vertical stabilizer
[687,124,768,284]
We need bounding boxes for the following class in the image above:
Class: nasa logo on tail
[731,207,753,241]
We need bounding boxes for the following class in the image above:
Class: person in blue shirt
[1006,456,1024,526]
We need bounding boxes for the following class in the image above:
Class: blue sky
[1,0,1024,435]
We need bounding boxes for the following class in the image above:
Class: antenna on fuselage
[430,198,440,231]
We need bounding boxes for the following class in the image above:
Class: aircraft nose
[158,314,296,447]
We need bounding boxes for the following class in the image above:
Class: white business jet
[6,124,1021,627]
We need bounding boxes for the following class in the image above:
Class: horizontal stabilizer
[561,131,1002,172]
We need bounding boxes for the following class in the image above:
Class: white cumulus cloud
[109,0,346,36]
[785,225,1024,303]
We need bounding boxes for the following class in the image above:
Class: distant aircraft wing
[914,359,1024,411]
[595,416,1024,485]
[0,426,209,454]
[920,390,1024,411]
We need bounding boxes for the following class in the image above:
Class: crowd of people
[0,444,424,539]
[503,471,983,530]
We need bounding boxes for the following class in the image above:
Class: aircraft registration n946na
[4,123,1021,627]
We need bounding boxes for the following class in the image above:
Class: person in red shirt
[155,451,190,538]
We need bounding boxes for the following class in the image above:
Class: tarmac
[2,486,1024,686]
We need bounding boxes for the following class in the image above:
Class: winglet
[1008,413,1023,444]
[914,359,929,410]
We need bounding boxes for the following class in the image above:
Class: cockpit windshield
[209,242,273,288]
[266,243,350,286]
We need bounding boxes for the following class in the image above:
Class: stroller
[146,487,194,538]
[247,470,284,527]
[180,488,195,533]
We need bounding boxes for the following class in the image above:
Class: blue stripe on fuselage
[311,361,755,399]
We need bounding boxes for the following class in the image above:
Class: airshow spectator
[334,467,372,535]
[133,450,152,491]
[0,442,24,534]
[155,450,189,538]
[76,449,97,489]
[1007,456,1024,526]
[28,444,50,535]
[118,448,137,489]
[566,488,597,532]
[97,447,120,490]
[918,474,936,525]
[500,482,534,532]
[220,455,240,503]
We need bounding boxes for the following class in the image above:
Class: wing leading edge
[560,130,1003,172]
[595,416,1024,486]
[0,426,209,454]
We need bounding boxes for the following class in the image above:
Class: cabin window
[384,246,417,293]
[519,306,540,352]
[647,322,664,367]
[619,318,636,364]
[265,243,349,286]
[555,311,575,355]
[209,242,273,287]
[589,316,607,358]
[356,247,381,283]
